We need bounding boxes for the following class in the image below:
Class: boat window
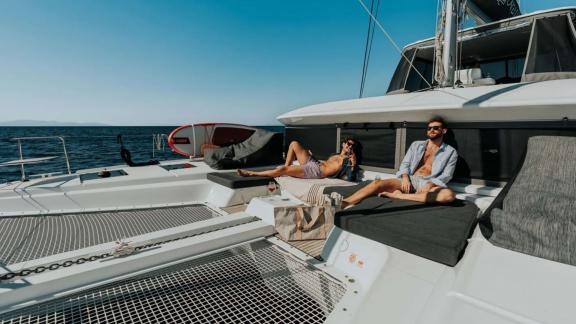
[340,128,396,169]
[406,125,576,182]
[387,48,417,94]
[284,127,337,160]
[80,169,128,182]
[404,48,434,92]
[523,14,576,82]
[387,23,533,93]
[475,56,525,84]
[161,163,196,171]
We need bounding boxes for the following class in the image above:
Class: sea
[0,126,283,183]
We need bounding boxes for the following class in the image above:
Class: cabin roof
[277,79,576,125]
[403,7,576,51]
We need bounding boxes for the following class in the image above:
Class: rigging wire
[355,0,433,89]
[456,0,469,85]
[454,0,461,86]
[359,0,380,98]
[433,0,446,84]
[433,0,442,83]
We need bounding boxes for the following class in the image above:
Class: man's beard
[427,132,443,140]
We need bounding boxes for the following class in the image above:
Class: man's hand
[416,181,436,193]
[401,175,412,193]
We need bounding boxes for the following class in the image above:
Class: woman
[237,138,361,181]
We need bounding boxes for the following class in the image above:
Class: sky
[0,0,573,126]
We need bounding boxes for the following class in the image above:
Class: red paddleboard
[167,123,257,157]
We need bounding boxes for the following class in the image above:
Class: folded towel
[275,176,355,205]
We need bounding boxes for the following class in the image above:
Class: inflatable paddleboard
[167,123,257,157]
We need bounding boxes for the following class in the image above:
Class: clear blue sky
[0,0,573,126]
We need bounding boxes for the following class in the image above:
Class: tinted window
[284,127,337,160]
[340,128,396,168]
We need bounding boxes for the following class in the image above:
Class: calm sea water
[0,126,283,183]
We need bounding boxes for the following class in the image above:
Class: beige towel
[275,177,355,204]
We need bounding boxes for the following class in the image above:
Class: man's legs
[284,141,312,167]
[342,178,402,207]
[380,186,456,204]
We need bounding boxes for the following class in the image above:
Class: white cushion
[455,68,483,85]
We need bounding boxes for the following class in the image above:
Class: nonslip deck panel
[0,241,346,324]
[207,171,273,189]
[325,183,480,266]
[0,205,219,265]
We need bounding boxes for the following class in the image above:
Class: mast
[441,0,459,87]
[437,0,522,87]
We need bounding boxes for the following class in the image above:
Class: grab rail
[2,134,171,182]
[10,136,72,181]
[152,133,168,158]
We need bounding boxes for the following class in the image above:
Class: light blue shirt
[396,140,458,187]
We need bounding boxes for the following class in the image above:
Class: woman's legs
[284,141,312,167]
[238,165,306,178]
[238,140,311,178]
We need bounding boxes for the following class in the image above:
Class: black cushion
[207,172,273,189]
[325,183,479,266]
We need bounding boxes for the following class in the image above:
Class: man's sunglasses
[344,141,355,146]
[427,126,443,131]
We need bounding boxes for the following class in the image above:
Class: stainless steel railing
[2,134,171,182]
[10,136,72,181]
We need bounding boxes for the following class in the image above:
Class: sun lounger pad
[325,183,479,266]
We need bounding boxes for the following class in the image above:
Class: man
[342,117,457,207]
[237,138,361,181]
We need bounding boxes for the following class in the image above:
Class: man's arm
[429,149,458,187]
[396,142,416,177]
[396,142,418,193]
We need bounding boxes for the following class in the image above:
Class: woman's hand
[349,152,357,167]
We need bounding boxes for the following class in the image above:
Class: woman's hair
[342,137,363,165]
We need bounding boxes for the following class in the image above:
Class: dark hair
[341,137,355,146]
[428,116,447,128]
[342,137,363,165]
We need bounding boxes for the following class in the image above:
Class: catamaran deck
[0,204,220,265]
[0,240,346,324]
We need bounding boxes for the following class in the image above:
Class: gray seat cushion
[207,172,273,189]
[325,183,479,266]
[486,136,576,266]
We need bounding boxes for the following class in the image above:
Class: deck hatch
[0,205,219,265]
[0,241,346,323]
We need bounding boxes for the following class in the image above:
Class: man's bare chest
[422,148,437,165]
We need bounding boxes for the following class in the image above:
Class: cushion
[207,172,273,189]
[275,176,356,204]
[204,130,284,170]
[487,136,576,266]
[325,183,480,266]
